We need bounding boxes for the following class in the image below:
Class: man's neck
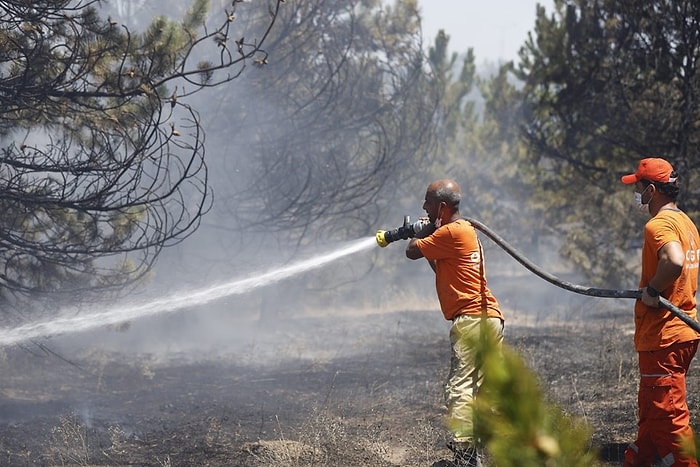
[650,201,679,216]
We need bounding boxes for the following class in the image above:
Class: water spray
[0,237,377,347]
[376,216,700,334]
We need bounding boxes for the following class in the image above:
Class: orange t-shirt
[415,219,504,321]
[634,209,700,351]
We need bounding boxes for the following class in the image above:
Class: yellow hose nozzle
[375,230,389,248]
[376,216,432,248]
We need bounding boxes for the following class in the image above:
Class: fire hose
[376,216,700,334]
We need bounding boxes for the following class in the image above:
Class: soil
[1,296,699,466]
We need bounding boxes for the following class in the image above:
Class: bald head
[427,179,461,210]
[422,179,461,226]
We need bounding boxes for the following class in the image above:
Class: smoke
[5,0,621,367]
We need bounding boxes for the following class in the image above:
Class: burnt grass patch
[0,307,698,466]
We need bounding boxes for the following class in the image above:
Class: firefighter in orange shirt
[621,158,700,467]
[406,179,504,467]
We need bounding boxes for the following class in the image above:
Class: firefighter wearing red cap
[621,158,700,467]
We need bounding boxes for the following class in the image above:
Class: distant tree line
[514,0,700,286]
[420,0,700,289]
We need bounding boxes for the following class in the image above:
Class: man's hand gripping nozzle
[376,215,433,247]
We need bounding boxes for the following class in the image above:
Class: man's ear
[645,183,656,199]
[441,201,453,215]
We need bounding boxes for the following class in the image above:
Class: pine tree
[514,0,700,285]
[0,0,281,313]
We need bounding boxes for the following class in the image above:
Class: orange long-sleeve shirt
[635,209,700,351]
[415,219,503,322]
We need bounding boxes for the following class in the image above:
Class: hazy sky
[418,0,555,62]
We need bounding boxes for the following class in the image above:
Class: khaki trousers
[445,314,504,443]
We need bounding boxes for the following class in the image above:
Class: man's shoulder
[647,210,700,242]
[447,218,474,232]
[651,209,695,228]
[447,218,469,227]
[443,219,478,243]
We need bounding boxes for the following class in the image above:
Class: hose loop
[465,217,700,334]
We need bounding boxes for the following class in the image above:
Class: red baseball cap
[621,158,677,184]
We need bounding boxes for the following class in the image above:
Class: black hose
[465,217,700,334]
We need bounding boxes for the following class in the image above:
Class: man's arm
[642,241,684,307]
[406,239,437,272]
[405,238,423,260]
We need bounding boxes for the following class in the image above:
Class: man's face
[422,190,442,223]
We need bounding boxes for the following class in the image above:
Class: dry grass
[0,306,696,465]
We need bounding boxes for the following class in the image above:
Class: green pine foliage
[473,326,598,466]
[429,1,700,287]
[512,0,700,286]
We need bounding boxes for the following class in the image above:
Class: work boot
[447,441,483,467]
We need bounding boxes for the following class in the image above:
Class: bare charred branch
[0,0,282,308]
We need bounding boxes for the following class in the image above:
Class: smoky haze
[0,5,653,467]
[4,0,631,369]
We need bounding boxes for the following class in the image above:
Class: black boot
[447,441,483,467]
